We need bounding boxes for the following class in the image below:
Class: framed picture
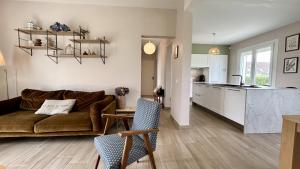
[285,34,300,52]
[283,57,298,73]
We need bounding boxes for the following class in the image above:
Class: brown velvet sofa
[0,89,116,137]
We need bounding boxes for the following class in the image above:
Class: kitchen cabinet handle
[227,89,241,92]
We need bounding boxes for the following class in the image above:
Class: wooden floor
[0,105,280,169]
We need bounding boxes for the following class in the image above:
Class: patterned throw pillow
[35,99,76,115]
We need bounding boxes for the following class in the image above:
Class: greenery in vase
[115,87,129,96]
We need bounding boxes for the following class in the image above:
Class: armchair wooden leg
[121,136,133,169]
[122,119,130,131]
[94,155,100,169]
[143,134,157,169]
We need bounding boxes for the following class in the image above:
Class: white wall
[156,39,169,88]
[0,1,176,105]
[230,21,300,88]
[164,44,173,108]
[170,0,192,126]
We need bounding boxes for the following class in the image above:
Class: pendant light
[144,41,156,55]
[208,33,220,55]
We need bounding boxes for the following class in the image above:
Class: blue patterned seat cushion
[94,134,148,169]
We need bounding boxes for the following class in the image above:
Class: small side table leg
[103,118,111,135]
[123,119,130,131]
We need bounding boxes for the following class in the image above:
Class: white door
[208,55,228,84]
[219,55,228,83]
[208,55,220,83]
[141,54,156,96]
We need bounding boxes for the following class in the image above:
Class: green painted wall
[192,44,230,55]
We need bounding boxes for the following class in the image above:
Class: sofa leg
[94,155,100,169]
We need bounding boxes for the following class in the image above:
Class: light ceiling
[13,0,177,9]
[189,0,300,45]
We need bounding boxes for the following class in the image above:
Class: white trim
[237,39,278,87]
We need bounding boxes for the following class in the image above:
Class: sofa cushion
[20,89,65,111]
[35,99,76,115]
[34,111,92,133]
[63,90,105,111]
[0,111,49,133]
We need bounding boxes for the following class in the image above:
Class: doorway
[141,42,157,97]
[141,36,174,107]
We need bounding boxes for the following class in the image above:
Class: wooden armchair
[94,98,161,169]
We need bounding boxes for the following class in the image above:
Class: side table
[115,107,136,130]
[116,107,136,114]
[279,115,300,169]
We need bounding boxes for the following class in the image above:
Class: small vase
[117,96,126,109]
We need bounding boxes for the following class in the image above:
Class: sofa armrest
[90,95,115,132]
[0,96,22,115]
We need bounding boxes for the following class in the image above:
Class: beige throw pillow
[35,99,76,115]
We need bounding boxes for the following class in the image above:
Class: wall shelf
[14,28,81,36]
[15,27,109,65]
[17,45,63,50]
[70,39,109,44]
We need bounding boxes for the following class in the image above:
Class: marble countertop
[193,82,298,90]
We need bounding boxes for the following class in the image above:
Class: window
[239,41,277,86]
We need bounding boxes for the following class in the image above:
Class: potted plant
[115,87,129,109]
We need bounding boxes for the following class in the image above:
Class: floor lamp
[0,50,9,99]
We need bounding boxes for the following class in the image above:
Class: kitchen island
[192,82,300,133]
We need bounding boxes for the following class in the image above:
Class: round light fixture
[144,41,156,55]
[208,33,220,55]
[208,47,220,55]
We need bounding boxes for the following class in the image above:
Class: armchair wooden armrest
[102,113,134,119]
[118,128,159,137]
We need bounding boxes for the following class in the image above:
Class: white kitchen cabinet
[208,55,228,84]
[192,83,200,104]
[209,86,224,114]
[223,88,246,125]
[193,84,224,115]
[193,84,245,125]
[191,54,209,68]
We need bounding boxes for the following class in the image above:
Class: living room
[1,0,300,169]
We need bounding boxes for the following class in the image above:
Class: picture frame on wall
[285,34,300,52]
[283,57,299,73]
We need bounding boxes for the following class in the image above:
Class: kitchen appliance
[199,74,205,82]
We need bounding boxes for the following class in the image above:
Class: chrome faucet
[232,75,244,86]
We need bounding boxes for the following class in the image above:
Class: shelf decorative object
[50,22,71,32]
[15,26,109,64]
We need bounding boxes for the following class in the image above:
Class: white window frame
[237,39,278,87]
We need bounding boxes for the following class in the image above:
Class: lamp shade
[143,41,156,55]
[0,50,6,66]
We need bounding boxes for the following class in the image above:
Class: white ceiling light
[144,41,156,55]
[208,33,220,55]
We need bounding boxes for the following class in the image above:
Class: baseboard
[169,115,190,129]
